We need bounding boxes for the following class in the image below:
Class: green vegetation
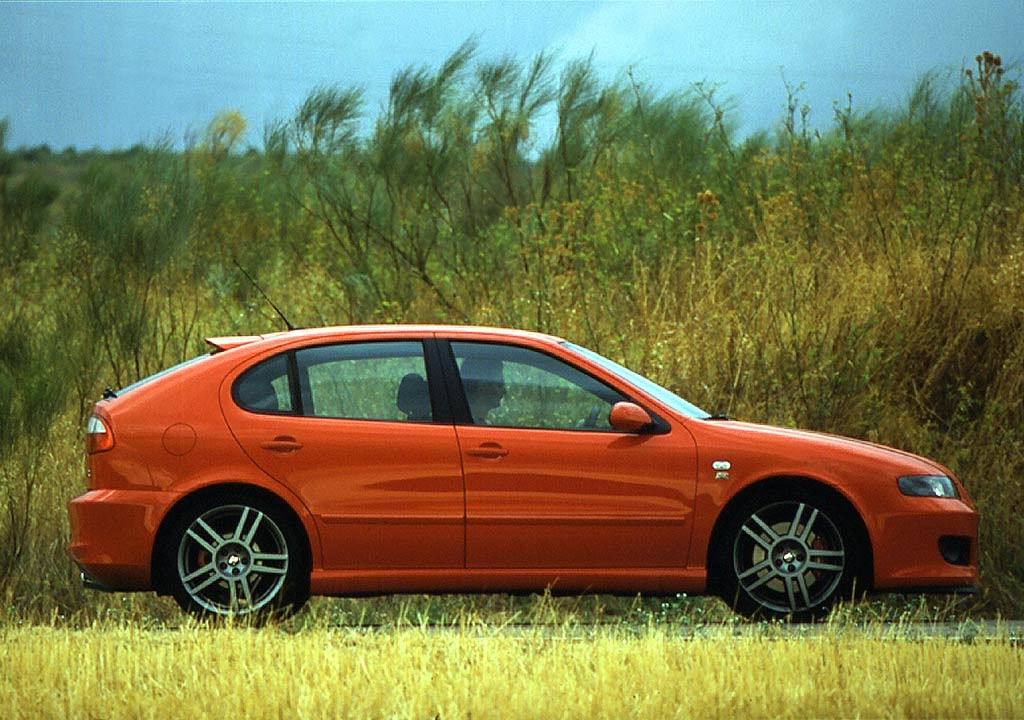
[1,46,1022,620]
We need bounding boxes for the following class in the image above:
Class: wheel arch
[151,482,313,597]
[705,475,874,595]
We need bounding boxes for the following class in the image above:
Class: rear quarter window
[232,354,294,413]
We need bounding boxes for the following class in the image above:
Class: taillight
[86,415,114,454]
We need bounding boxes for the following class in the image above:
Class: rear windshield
[115,354,210,396]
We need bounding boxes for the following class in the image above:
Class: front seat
[396,373,431,422]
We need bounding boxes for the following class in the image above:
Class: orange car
[68,325,978,619]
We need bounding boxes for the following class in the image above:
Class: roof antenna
[232,259,296,331]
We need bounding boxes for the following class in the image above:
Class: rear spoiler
[205,336,263,353]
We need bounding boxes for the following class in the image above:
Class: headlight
[898,475,957,498]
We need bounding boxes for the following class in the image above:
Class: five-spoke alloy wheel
[166,498,307,618]
[718,491,861,620]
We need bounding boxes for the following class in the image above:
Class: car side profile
[68,325,979,620]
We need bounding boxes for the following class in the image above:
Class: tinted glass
[118,354,209,396]
[296,341,431,422]
[451,342,626,430]
[562,341,710,419]
[234,354,294,413]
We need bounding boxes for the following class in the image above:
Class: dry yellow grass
[1,622,1020,719]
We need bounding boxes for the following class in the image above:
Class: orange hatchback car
[69,325,978,620]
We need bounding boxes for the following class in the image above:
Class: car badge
[712,460,731,480]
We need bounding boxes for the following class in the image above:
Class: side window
[295,341,432,422]
[450,342,627,430]
[233,354,294,414]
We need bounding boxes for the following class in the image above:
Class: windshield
[562,342,710,419]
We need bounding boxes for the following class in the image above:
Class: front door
[449,341,697,570]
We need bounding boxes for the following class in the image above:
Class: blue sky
[2,1,1022,151]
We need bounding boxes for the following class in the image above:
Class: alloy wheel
[732,500,847,615]
[176,504,290,616]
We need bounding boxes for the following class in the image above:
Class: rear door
[221,336,465,570]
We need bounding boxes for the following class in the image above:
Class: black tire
[163,494,309,619]
[714,489,863,621]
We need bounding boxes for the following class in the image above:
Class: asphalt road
[670,620,1024,641]
[347,621,1024,641]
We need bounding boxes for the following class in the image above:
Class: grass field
[1,617,1020,719]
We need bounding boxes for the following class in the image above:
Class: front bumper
[871,499,979,591]
[67,488,181,591]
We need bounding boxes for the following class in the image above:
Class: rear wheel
[165,497,309,618]
[716,490,862,620]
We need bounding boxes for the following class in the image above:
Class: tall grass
[1,48,1022,618]
[1,619,1021,719]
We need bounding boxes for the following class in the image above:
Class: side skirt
[309,568,707,597]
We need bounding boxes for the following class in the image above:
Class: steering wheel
[582,403,602,429]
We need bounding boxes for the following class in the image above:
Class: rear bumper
[78,569,117,592]
[67,489,180,591]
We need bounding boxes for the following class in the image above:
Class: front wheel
[716,491,863,621]
[166,497,309,619]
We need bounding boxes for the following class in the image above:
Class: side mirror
[608,401,654,433]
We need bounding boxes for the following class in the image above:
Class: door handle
[260,436,303,453]
[466,443,508,459]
